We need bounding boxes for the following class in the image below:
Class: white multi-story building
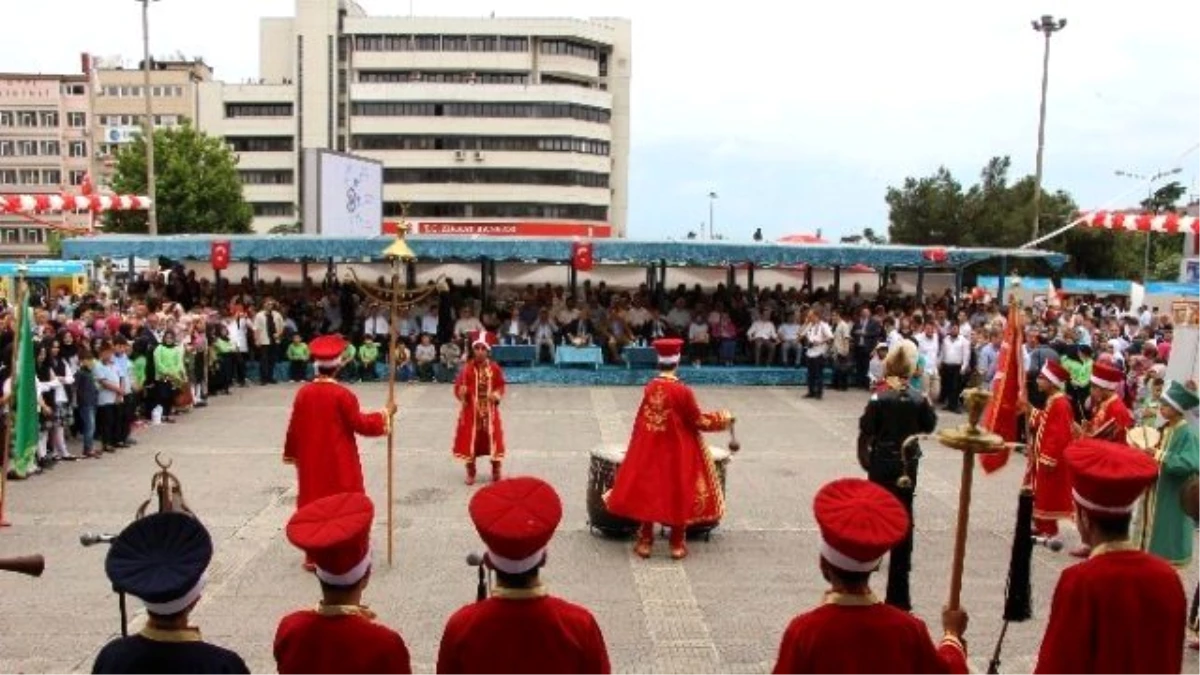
[197,0,631,237]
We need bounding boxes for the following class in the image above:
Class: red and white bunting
[1081,211,1199,235]
[0,193,152,214]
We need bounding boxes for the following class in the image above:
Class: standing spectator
[286,334,310,383]
[831,309,852,390]
[938,323,971,413]
[977,329,1002,391]
[112,337,134,447]
[915,323,941,401]
[802,310,833,400]
[851,308,883,387]
[224,306,252,387]
[153,330,186,424]
[254,299,285,385]
[74,347,99,459]
[94,343,123,453]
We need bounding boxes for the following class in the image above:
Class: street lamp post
[138,0,160,235]
[708,191,718,240]
[1115,167,1183,282]
[1030,14,1067,241]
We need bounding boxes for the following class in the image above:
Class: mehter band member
[92,513,249,674]
[451,331,506,485]
[772,478,968,674]
[856,340,936,611]
[606,338,733,561]
[1034,439,1186,674]
[284,334,395,570]
[437,477,610,674]
[275,492,411,674]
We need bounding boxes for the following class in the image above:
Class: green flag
[11,296,39,477]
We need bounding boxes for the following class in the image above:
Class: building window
[383,202,607,220]
[352,133,609,155]
[154,114,179,127]
[61,83,86,96]
[18,140,37,156]
[0,141,11,156]
[69,170,87,185]
[39,140,60,156]
[225,103,293,117]
[414,35,440,51]
[19,169,40,185]
[1,228,17,243]
[251,202,295,217]
[239,169,294,185]
[42,169,61,185]
[23,228,45,244]
[18,111,37,127]
[500,36,529,52]
[0,111,10,126]
[67,111,87,127]
[351,101,610,123]
[382,167,609,188]
[0,169,16,184]
[69,141,88,158]
[40,111,59,127]
[442,35,469,51]
[225,136,294,152]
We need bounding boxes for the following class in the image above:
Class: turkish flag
[572,241,595,271]
[211,240,231,271]
[922,247,949,264]
[979,300,1025,474]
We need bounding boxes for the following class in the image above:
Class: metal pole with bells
[349,215,447,566]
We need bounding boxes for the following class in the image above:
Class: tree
[105,123,253,234]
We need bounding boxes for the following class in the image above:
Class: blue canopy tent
[62,234,1067,305]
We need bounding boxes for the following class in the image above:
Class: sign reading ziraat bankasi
[384,221,612,238]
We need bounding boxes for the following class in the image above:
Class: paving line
[591,389,722,673]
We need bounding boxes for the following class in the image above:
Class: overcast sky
[4,0,1197,242]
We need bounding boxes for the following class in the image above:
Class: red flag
[979,300,1025,474]
[211,240,231,271]
[572,241,594,271]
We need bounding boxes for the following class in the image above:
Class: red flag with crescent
[572,241,595,271]
[980,300,1025,474]
[211,240,231,271]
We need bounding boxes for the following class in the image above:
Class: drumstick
[728,418,741,453]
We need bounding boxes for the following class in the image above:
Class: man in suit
[850,307,882,389]
[254,299,285,385]
[564,308,598,347]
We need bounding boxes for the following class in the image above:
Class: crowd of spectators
[0,263,1180,480]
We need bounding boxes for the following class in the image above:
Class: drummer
[605,338,735,561]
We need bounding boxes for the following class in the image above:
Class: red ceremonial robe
[772,593,968,674]
[274,607,412,674]
[605,372,732,527]
[1027,391,1075,524]
[436,587,610,674]
[451,359,506,462]
[283,378,388,509]
[1087,395,1134,444]
[1034,543,1186,674]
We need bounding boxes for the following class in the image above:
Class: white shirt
[916,333,941,374]
[804,321,833,358]
[420,313,438,335]
[778,322,801,342]
[364,313,389,336]
[940,335,971,369]
[747,319,778,341]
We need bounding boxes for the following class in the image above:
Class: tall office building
[0,69,92,257]
[198,0,631,237]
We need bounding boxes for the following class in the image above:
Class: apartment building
[197,0,631,236]
[92,57,213,187]
[0,72,92,257]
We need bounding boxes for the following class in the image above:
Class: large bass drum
[687,446,732,540]
[587,445,638,537]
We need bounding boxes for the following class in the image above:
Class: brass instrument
[136,453,193,519]
[0,554,44,577]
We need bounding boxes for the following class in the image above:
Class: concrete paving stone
[0,382,1195,673]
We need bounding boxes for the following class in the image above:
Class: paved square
[1,383,1195,673]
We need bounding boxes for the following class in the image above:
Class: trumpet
[0,554,45,577]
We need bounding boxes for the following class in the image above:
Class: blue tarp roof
[61,234,1068,270]
[976,276,1134,295]
[0,260,89,276]
[1144,282,1200,297]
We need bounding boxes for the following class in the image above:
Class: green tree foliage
[105,124,252,234]
[881,156,1197,279]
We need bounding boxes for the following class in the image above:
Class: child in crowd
[74,347,99,459]
[414,333,437,382]
[339,339,359,381]
[358,335,380,382]
[287,334,310,383]
[394,342,414,382]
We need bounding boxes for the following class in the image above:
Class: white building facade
[197,0,630,237]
